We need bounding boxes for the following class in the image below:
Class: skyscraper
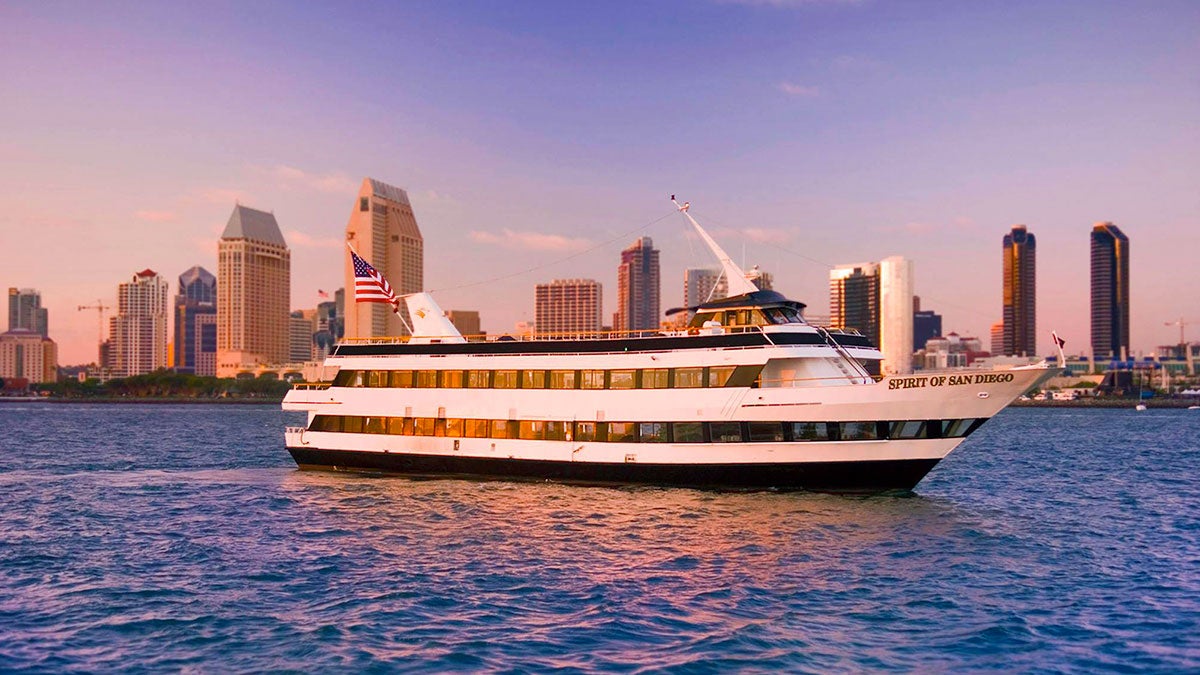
[0,329,57,384]
[535,279,602,334]
[913,296,942,348]
[1090,222,1130,361]
[173,266,217,376]
[344,178,423,338]
[289,310,316,362]
[217,205,291,376]
[1002,224,1036,357]
[109,269,169,377]
[7,288,48,337]
[616,237,660,332]
[683,267,726,307]
[445,310,482,337]
[830,257,914,375]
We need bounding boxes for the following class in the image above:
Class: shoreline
[1012,398,1199,409]
[0,397,284,405]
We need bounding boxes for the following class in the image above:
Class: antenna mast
[670,196,759,297]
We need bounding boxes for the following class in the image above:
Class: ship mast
[670,196,760,297]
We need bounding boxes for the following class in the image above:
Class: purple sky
[2,0,1197,365]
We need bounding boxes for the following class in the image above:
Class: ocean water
[0,404,1196,673]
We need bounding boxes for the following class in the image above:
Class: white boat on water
[282,200,1058,492]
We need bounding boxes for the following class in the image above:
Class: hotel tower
[616,237,660,332]
[344,178,423,338]
[217,205,291,375]
[1090,222,1130,361]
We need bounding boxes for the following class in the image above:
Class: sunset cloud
[469,229,591,252]
[777,82,821,98]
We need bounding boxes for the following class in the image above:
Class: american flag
[350,250,398,308]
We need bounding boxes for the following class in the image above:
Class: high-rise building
[289,310,316,363]
[535,279,602,335]
[344,178,423,338]
[684,267,726,307]
[109,269,169,377]
[7,288,48,337]
[445,310,482,338]
[0,329,57,384]
[616,237,660,332]
[990,322,1004,357]
[313,292,343,360]
[1090,222,1130,361]
[173,266,217,376]
[217,205,291,376]
[913,307,942,352]
[830,257,914,375]
[1002,224,1036,357]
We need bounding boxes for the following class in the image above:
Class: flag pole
[347,241,413,335]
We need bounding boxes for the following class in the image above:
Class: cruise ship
[282,201,1057,492]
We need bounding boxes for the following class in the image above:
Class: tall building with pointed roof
[174,265,217,376]
[344,178,423,338]
[217,205,290,375]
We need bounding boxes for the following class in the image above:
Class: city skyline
[1,2,1196,363]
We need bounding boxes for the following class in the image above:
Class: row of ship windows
[332,365,764,390]
[307,415,985,442]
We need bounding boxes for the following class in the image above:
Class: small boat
[1135,403,1148,412]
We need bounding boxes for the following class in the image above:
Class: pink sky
[2,2,1197,365]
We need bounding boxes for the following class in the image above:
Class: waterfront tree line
[31,370,292,399]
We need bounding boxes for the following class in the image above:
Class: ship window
[575,421,600,441]
[580,369,605,389]
[414,418,435,436]
[825,422,842,441]
[549,370,577,389]
[545,421,567,441]
[403,417,414,435]
[692,312,716,326]
[889,421,927,439]
[709,422,742,442]
[464,419,489,437]
[467,370,491,388]
[434,419,447,437]
[748,422,784,442]
[309,415,341,432]
[642,369,669,389]
[942,419,973,437]
[639,422,668,442]
[343,416,364,433]
[608,422,637,442]
[609,370,636,389]
[446,418,464,437]
[490,419,511,439]
[364,416,386,434]
[387,417,405,434]
[390,370,413,388]
[842,422,878,441]
[494,370,518,389]
[368,371,388,388]
[708,366,735,388]
[672,422,705,443]
[332,369,359,387]
[674,368,704,388]
[440,370,464,388]
[519,420,546,440]
[727,365,764,388]
[789,422,827,441]
[748,310,770,326]
[521,370,546,389]
[416,370,438,388]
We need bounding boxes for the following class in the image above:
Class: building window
[360,197,369,211]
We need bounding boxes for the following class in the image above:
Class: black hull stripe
[332,331,874,357]
[287,447,939,492]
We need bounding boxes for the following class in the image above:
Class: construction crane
[77,300,112,365]
[1164,317,1197,345]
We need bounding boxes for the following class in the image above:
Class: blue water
[0,405,1197,672]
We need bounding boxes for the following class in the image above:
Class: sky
[2,0,1197,365]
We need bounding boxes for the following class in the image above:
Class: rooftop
[222,205,287,247]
